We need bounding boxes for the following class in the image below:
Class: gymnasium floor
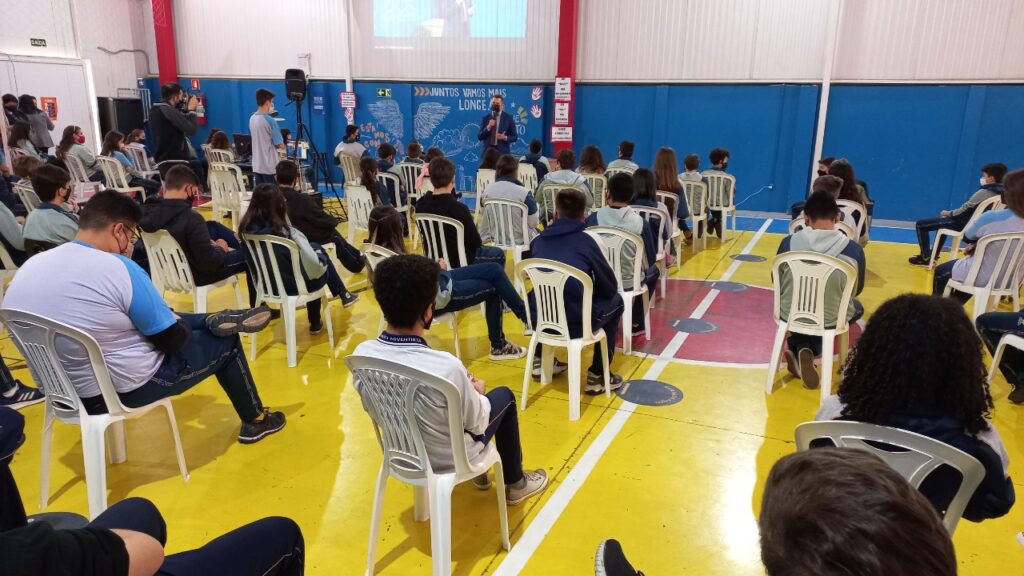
[6,211,1024,575]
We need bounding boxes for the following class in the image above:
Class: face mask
[491,103,501,113]
[817,170,826,177]
[721,161,729,170]
[980,177,989,186]
[75,134,86,145]
[421,310,433,330]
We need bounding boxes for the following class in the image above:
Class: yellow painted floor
[6,214,1024,575]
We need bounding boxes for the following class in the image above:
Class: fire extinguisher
[195,93,206,126]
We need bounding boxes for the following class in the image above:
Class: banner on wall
[355,83,546,192]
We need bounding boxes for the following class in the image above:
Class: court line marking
[491,219,774,575]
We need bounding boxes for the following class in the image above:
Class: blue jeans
[977,311,1024,388]
[90,497,304,576]
[473,245,506,267]
[0,357,16,395]
[435,263,527,349]
[204,221,256,306]
[304,248,348,326]
[530,294,624,375]
[468,387,523,484]
[916,214,970,257]
[82,314,265,422]
[130,175,162,201]
[787,299,864,356]
[253,173,275,186]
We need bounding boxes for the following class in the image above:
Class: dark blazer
[477,110,518,154]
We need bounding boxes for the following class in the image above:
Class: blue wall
[144,78,1024,220]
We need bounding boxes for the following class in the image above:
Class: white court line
[492,219,774,575]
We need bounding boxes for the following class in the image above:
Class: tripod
[290,95,347,221]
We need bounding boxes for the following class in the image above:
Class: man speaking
[477,94,517,154]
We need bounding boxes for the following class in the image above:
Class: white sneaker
[506,469,548,505]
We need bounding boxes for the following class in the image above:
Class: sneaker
[798,348,819,390]
[631,324,646,338]
[784,350,801,379]
[532,357,569,379]
[238,409,286,444]
[340,291,360,308]
[908,254,930,267]
[0,381,44,410]
[595,539,643,576]
[205,305,273,337]
[309,319,324,335]
[472,473,492,490]
[585,371,624,394]
[268,308,282,320]
[1008,385,1024,404]
[506,469,548,505]
[490,340,526,361]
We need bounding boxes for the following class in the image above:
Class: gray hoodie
[776,228,866,327]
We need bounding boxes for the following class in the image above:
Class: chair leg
[284,299,298,368]
[820,333,835,404]
[193,286,208,314]
[106,421,127,464]
[765,324,788,395]
[599,337,611,398]
[621,295,633,355]
[427,477,455,576]
[928,231,947,270]
[449,314,461,361]
[540,343,554,386]
[567,341,583,421]
[659,261,667,298]
[232,277,245,309]
[160,400,190,482]
[491,457,512,545]
[365,465,389,576]
[81,418,110,519]
[838,330,850,367]
[643,291,651,342]
[989,338,1008,384]
[413,485,430,522]
[521,334,539,410]
[323,299,336,350]
[39,403,54,511]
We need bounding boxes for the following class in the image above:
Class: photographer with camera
[149,82,205,183]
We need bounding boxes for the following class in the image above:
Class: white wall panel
[835,0,1024,81]
[0,0,77,59]
[349,0,559,81]
[578,0,829,82]
[172,0,351,78]
[74,0,153,96]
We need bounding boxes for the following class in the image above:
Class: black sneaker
[238,409,286,444]
[309,319,324,335]
[585,372,624,394]
[340,291,360,308]
[206,306,273,337]
[908,254,930,267]
[595,539,643,576]
[0,381,44,410]
[532,357,569,379]
[490,340,526,361]
[1009,386,1024,404]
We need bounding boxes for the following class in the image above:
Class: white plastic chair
[481,198,532,307]
[605,167,635,178]
[416,213,470,269]
[680,179,709,253]
[346,355,510,576]
[0,242,19,329]
[141,230,244,313]
[208,162,248,231]
[766,252,857,403]
[585,227,651,355]
[944,231,1024,321]
[788,217,858,239]
[517,163,538,192]
[13,181,39,212]
[656,190,683,271]
[125,146,160,180]
[241,233,335,367]
[63,154,103,201]
[95,156,143,200]
[794,420,985,534]
[337,153,361,185]
[473,169,496,221]
[396,163,423,197]
[344,184,376,246]
[207,149,235,163]
[987,333,1024,386]
[631,205,670,300]
[835,200,868,246]
[584,174,608,209]
[516,258,611,421]
[929,195,1005,270]
[536,183,585,225]
[704,172,736,241]
[0,308,188,519]
[363,243,462,359]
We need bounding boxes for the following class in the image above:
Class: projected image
[374,0,527,38]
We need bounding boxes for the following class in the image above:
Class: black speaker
[285,68,307,102]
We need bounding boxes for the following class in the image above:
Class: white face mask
[980,177,989,186]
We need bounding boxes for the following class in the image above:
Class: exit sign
[30,38,46,47]
[376,88,392,98]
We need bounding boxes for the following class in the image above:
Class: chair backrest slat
[482,199,530,249]
[961,231,1024,291]
[680,179,708,219]
[376,173,406,211]
[415,214,467,268]
[239,233,311,303]
[141,230,197,295]
[771,251,857,331]
[338,154,361,184]
[585,226,646,292]
[631,205,670,257]
[95,156,132,191]
[13,182,40,212]
[517,163,538,192]
[346,184,376,234]
[516,258,597,341]
[704,173,736,211]
[584,174,608,209]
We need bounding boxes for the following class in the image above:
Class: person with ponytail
[100,130,161,200]
[57,125,104,184]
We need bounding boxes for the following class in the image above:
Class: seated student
[479,147,500,171]
[375,142,403,177]
[241,184,358,331]
[126,128,150,155]
[479,154,539,244]
[586,173,658,334]
[529,187,625,391]
[23,164,79,250]
[139,165,258,305]
[909,162,1008,266]
[606,140,639,173]
[541,149,591,202]
[0,408,304,575]
[790,174,844,219]
[678,153,702,183]
[99,130,161,199]
[0,154,34,218]
[828,158,869,207]
[521,138,550,180]
[56,125,104,183]
[208,130,237,161]
[333,124,367,163]
[352,254,547,502]
[0,184,27,267]
[630,168,671,248]
[578,145,606,176]
[369,205,527,359]
[817,294,1015,522]
[599,447,958,576]
[359,156,384,205]
[416,147,445,190]
[276,160,365,278]
[403,140,425,164]
[702,147,731,237]
[6,190,284,443]
[8,122,42,160]
[0,356,42,409]
[815,155,835,176]
[415,157,505,268]
[776,190,865,389]
[978,306,1024,404]
[934,168,1024,301]
[653,147,692,239]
